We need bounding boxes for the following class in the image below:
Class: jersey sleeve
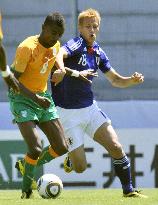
[99,48,112,73]
[62,37,82,57]
[11,44,31,73]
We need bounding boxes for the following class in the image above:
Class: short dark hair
[44,12,65,34]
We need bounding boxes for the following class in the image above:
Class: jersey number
[40,61,48,74]
[78,54,87,66]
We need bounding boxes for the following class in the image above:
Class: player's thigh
[65,126,85,153]
[39,92,59,123]
[18,121,42,157]
[69,145,87,173]
[66,127,86,172]
[56,106,87,129]
[38,118,68,154]
[94,123,124,158]
[85,101,111,139]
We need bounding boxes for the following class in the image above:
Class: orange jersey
[11,35,60,93]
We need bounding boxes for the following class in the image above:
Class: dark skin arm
[0,12,19,92]
[51,66,98,85]
[0,43,6,72]
[13,70,51,109]
[0,44,20,92]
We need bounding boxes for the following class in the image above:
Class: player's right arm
[0,12,19,92]
[12,70,51,109]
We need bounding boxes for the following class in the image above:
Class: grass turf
[0,189,157,205]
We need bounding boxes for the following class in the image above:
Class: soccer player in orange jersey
[9,12,68,199]
[0,12,19,92]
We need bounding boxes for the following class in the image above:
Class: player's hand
[36,95,51,109]
[131,72,144,84]
[79,69,98,84]
[51,69,66,85]
[3,73,20,93]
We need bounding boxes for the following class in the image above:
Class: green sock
[22,161,36,192]
[37,146,54,166]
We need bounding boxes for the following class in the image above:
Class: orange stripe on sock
[25,155,38,165]
[48,146,59,158]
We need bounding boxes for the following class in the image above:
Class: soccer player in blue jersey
[51,8,147,198]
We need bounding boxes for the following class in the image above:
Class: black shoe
[64,156,73,173]
[123,189,148,198]
[21,189,33,199]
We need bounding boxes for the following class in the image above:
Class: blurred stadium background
[0,0,158,190]
[0,0,158,101]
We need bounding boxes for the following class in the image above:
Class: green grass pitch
[0,189,157,205]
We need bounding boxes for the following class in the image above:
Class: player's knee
[58,146,68,156]
[73,163,87,173]
[110,142,123,156]
[55,140,68,156]
[53,143,68,156]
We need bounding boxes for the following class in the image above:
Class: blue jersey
[51,36,111,109]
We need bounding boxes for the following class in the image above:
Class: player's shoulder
[19,35,38,49]
[65,36,84,48]
[68,36,83,43]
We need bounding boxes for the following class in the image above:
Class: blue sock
[113,155,133,194]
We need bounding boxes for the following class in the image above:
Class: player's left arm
[52,65,97,85]
[105,67,144,88]
[52,47,97,85]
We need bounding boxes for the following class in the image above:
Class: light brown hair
[78,8,101,26]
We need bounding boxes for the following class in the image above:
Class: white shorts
[57,101,111,152]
